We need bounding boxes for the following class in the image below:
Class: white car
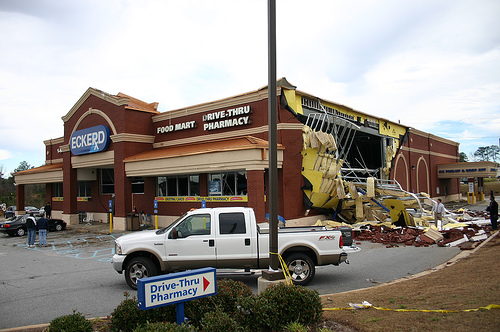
[24,206,40,216]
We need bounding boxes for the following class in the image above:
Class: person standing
[37,212,49,246]
[486,196,498,230]
[26,213,37,247]
[431,199,445,230]
[44,202,52,219]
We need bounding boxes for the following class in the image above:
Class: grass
[322,234,500,331]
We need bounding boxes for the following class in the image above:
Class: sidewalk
[66,221,155,235]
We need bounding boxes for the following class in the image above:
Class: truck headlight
[115,241,122,255]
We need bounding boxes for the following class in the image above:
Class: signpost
[137,267,217,325]
[154,199,158,229]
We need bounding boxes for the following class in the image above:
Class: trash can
[336,226,353,247]
[127,213,140,231]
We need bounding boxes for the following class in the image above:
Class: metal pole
[268,0,279,272]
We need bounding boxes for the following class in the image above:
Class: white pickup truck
[112,207,348,289]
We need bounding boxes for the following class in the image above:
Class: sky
[1,0,499,176]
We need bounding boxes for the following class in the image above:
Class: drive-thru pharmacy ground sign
[137,267,217,325]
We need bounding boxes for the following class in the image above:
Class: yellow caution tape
[269,252,293,285]
[323,304,500,313]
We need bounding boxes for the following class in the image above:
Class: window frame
[77,181,92,198]
[208,171,247,196]
[157,175,200,197]
[100,169,114,194]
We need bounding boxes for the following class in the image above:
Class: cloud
[0,0,499,174]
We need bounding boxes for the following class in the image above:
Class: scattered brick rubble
[351,208,494,250]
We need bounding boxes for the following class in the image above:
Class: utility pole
[266,0,281,275]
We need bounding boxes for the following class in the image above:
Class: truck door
[166,213,216,270]
[215,211,257,268]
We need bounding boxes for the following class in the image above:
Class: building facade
[14,78,461,230]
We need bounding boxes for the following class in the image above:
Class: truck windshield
[155,212,188,235]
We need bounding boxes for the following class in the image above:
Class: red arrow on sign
[203,277,210,291]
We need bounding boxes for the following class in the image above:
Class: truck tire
[125,257,158,290]
[285,253,315,286]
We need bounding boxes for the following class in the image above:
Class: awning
[124,136,284,177]
[437,161,498,179]
[14,163,64,185]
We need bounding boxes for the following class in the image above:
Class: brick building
[14,78,460,230]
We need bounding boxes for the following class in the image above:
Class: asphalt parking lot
[0,220,468,330]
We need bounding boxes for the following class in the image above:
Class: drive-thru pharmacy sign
[137,267,216,324]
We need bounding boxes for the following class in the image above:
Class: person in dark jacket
[44,202,52,219]
[37,213,49,246]
[26,213,37,247]
[486,195,498,230]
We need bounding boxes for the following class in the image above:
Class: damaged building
[13,78,461,230]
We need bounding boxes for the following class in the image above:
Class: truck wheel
[125,257,158,290]
[285,253,315,286]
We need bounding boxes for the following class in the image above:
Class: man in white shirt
[432,199,445,230]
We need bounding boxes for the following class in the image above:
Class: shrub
[200,310,241,332]
[144,304,177,325]
[233,295,273,330]
[185,295,219,327]
[110,292,147,332]
[284,321,308,332]
[48,311,93,332]
[185,278,253,328]
[249,283,323,331]
[132,321,194,332]
[215,278,253,313]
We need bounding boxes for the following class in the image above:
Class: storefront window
[131,177,144,194]
[100,169,114,194]
[52,183,63,197]
[157,175,200,197]
[209,172,247,196]
[77,181,91,197]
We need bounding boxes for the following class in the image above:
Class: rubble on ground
[314,206,495,250]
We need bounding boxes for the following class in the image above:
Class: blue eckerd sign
[70,125,111,155]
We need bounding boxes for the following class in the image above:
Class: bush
[240,283,323,331]
[132,321,194,332]
[185,278,253,328]
[48,311,93,332]
[111,292,147,332]
[144,304,177,325]
[200,310,241,332]
[215,278,254,313]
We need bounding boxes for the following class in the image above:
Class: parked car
[0,215,66,237]
[4,206,16,219]
[24,206,40,216]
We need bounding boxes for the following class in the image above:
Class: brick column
[15,184,25,214]
[247,170,266,223]
[62,152,78,225]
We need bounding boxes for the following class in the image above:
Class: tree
[459,152,468,162]
[12,161,34,174]
[489,145,500,162]
[0,161,45,208]
[473,145,500,162]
